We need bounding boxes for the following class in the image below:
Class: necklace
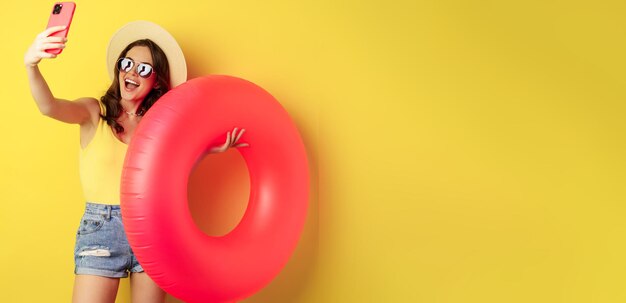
[124,109,142,117]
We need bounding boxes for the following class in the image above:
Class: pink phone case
[45,2,76,55]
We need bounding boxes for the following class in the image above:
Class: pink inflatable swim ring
[121,75,309,303]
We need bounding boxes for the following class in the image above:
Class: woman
[24,22,246,303]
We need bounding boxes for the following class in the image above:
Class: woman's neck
[120,98,142,116]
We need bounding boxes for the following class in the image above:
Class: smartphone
[45,2,76,55]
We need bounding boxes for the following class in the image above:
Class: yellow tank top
[79,107,127,205]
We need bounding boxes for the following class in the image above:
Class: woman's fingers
[39,25,67,38]
[233,128,245,143]
[43,36,67,44]
[37,51,57,59]
[25,29,66,66]
[208,129,249,153]
[231,127,239,141]
[232,128,248,148]
[40,43,65,51]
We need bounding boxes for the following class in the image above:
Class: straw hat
[107,20,187,88]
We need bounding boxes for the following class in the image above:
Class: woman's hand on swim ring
[209,127,249,153]
[24,26,67,67]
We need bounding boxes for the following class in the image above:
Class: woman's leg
[72,274,120,303]
[130,272,166,303]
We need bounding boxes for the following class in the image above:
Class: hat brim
[107,21,187,88]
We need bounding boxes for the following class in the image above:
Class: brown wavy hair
[100,39,171,133]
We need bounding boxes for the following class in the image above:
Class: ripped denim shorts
[74,202,143,278]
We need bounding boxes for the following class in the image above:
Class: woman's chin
[121,91,146,103]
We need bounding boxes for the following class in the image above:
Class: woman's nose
[128,68,139,77]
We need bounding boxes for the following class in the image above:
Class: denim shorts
[74,203,143,278]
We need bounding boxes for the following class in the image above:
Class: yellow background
[1,0,626,302]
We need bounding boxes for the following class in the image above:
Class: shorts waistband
[85,202,121,218]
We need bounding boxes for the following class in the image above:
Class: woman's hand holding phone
[25,2,75,67]
[24,26,67,67]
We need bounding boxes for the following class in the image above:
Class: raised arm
[24,26,99,125]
